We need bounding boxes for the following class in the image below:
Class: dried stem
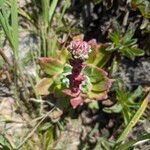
[0,48,11,66]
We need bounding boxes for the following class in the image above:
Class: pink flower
[67,40,91,60]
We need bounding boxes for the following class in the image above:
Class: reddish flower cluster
[63,40,91,108]
[67,40,91,60]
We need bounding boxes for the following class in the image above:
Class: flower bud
[67,40,92,60]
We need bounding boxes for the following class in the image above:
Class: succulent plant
[35,39,112,109]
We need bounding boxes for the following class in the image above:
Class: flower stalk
[63,40,92,108]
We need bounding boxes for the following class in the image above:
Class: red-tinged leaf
[38,57,64,76]
[82,64,112,101]
[83,64,109,83]
[62,89,80,97]
[35,78,54,95]
[86,91,108,101]
[70,96,83,109]
[86,42,111,67]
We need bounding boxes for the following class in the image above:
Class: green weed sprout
[106,24,144,60]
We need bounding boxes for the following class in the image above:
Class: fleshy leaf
[70,96,83,109]
[62,89,80,97]
[35,78,54,95]
[83,64,112,101]
[92,80,110,92]
[85,91,108,101]
[86,41,111,67]
[57,49,70,64]
[83,64,109,83]
[38,57,65,76]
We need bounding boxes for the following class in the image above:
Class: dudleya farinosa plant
[36,39,112,109]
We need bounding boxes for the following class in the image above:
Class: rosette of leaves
[35,39,112,109]
[106,23,144,60]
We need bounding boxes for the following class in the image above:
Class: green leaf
[88,101,99,109]
[109,57,119,75]
[123,38,137,47]
[39,122,52,132]
[87,90,108,100]
[105,21,144,60]
[120,47,135,60]
[83,64,111,101]
[128,86,143,102]
[109,31,120,44]
[43,128,53,150]
[0,135,7,147]
[86,44,111,67]
[138,2,150,19]
[0,57,4,69]
[114,133,150,150]
[92,0,103,4]
[49,0,59,24]
[131,47,144,56]
[47,37,58,57]
[38,57,65,76]
[42,0,50,28]
[0,10,14,50]
[0,135,12,149]
[116,88,132,124]
[105,44,117,52]
[95,137,114,150]
[53,65,71,89]
[11,0,19,52]
[0,0,19,58]
[58,0,70,23]
[123,24,135,43]
[83,64,108,83]
[116,92,149,143]
[121,47,144,60]
[58,49,70,64]
[103,103,122,113]
[92,80,109,92]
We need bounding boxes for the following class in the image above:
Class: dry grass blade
[0,48,11,66]
[16,107,55,150]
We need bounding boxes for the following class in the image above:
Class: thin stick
[16,107,55,149]
[0,48,11,66]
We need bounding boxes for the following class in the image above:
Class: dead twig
[0,48,11,66]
